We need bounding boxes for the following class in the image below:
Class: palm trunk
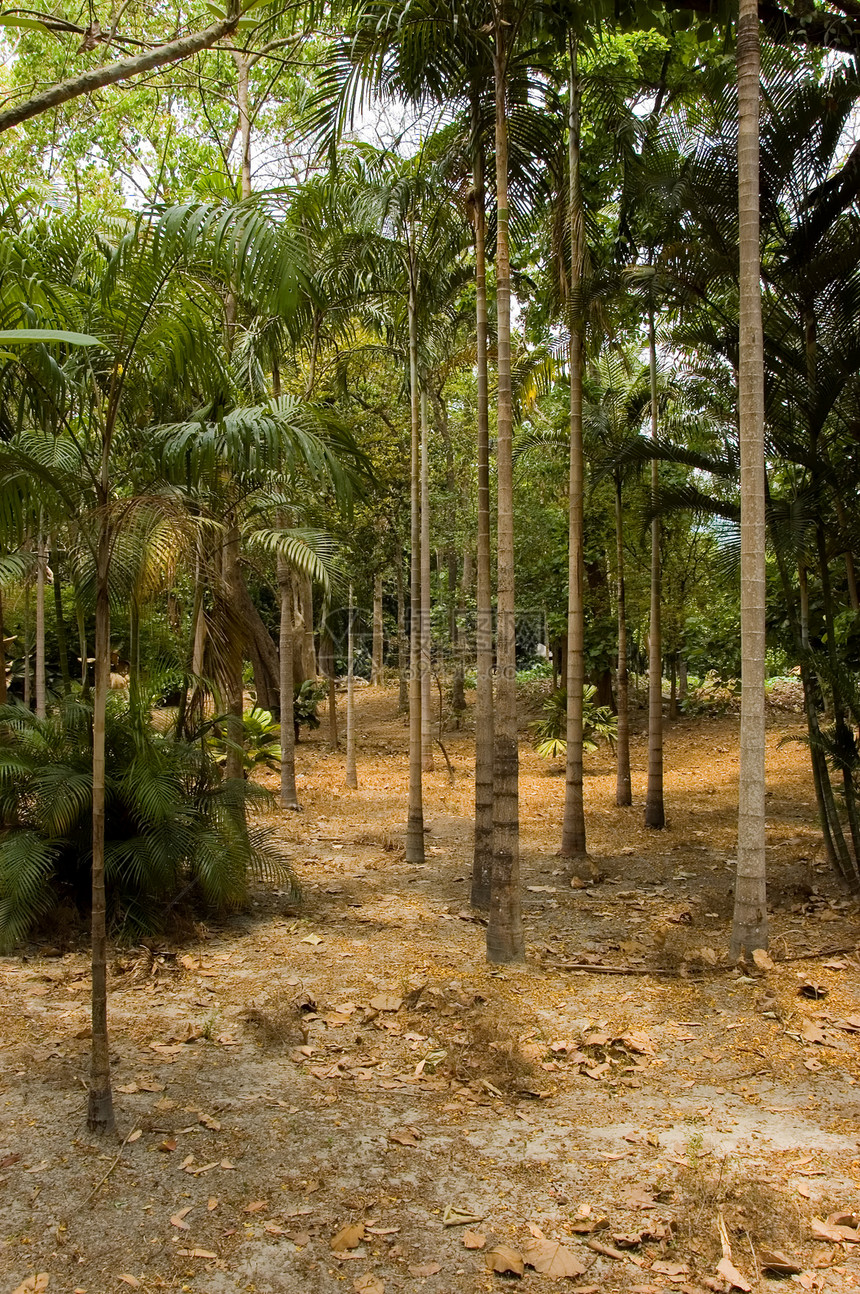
[561,36,587,859]
[371,573,383,685]
[471,106,494,911]
[35,524,47,719]
[815,518,860,863]
[52,547,71,695]
[322,626,338,750]
[23,574,31,709]
[278,554,299,809]
[76,598,88,691]
[128,596,141,714]
[235,51,251,199]
[731,0,769,957]
[614,477,632,806]
[345,583,357,788]
[88,453,115,1132]
[405,273,425,864]
[397,551,408,713]
[645,307,665,829]
[221,521,245,784]
[487,21,523,962]
[420,385,434,771]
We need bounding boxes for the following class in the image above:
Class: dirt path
[2,688,860,1294]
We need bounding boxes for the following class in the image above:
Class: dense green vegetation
[0,0,859,1128]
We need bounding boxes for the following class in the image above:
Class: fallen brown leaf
[118,1278,141,1290]
[353,1277,385,1294]
[716,1255,752,1290]
[408,1261,442,1277]
[463,1230,486,1249]
[11,1277,50,1294]
[243,1200,267,1214]
[369,993,402,1012]
[812,1217,860,1243]
[331,1223,367,1251]
[177,1248,217,1259]
[759,1247,802,1275]
[486,1246,524,1276]
[388,1127,421,1146]
[170,1207,192,1230]
[523,1237,587,1279]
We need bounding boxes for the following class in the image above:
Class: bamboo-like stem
[561,33,587,859]
[487,16,523,962]
[645,306,665,830]
[345,583,357,789]
[732,0,769,956]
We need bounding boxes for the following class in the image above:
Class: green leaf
[0,328,100,347]
[0,14,49,30]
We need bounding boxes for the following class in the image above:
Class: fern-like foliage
[0,695,294,949]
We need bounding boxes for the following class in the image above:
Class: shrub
[0,696,291,949]
[530,683,617,759]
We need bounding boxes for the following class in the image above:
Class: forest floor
[3,686,860,1294]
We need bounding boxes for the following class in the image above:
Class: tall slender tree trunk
[278,555,299,808]
[487,21,523,962]
[731,0,769,956]
[345,583,357,788]
[76,599,88,691]
[52,547,71,695]
[420,386,434,771]
[23,573,31,709]
[221,521,246,784]
[322,626,338,750]
[614,478,632,806]
[405,274,425,864]
[371,573,384,685]
[128,596,141,713]
[397,551,408,714]
[88,457,115,1132]
[561,35,587,859]
[35,522,47,719]
[234,51,251,199]
[471,106,494,910]
[645,308,665,829]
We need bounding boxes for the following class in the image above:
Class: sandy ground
[2,685,860,1294]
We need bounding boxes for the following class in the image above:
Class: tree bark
[397,551,408,714]
[234,50,252,199]
[345,583,358,788]
[487,21,523,962]
[0,12,240,135]
[614,478,632,806]
[320,627,338,750]
[278,553,299,809]
[221,521,246,784]
[52,548,71,695]
[471,103,494,911]
[371,572,384,685]
[88,489,115,1133]
[731,0,769,957]
[645,308,665,829]
[35,524,47,720]
[420,386,434,771]
[561,35,587,860]
[405,273,425,864]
